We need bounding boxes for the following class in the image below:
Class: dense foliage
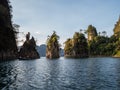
[46,31,59,50]
[111,34,120,57]
[0,0,120,59]
[88,36,116,56]
[86,25,98,41]
[87,25,97,35]
[64,23,120,58]
[64,38,73,55]
[64,32,88,58]
[0,0,17,52]
[46,31,60,59]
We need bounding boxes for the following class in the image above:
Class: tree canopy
[46,31,60,59]
[64,32,88,58]
[0,0,17,52]
[46,31,59,50]
[88,35,116,56]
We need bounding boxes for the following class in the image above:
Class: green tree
[46,31,60,59]
[64,32,88,58]
[86,25,98,41]
[64,38,73,55]
[87,25,98,35]
[0,0,17,52]
[89,36,115,56]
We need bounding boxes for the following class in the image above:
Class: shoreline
[0,53,119,60]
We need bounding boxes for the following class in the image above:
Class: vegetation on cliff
[113,16,120,36]
[112,17,120,57]
[86,25,98,41]
[1,0,120,59]
[64,23,120,58]
[64,32,88,58]
[19,32,40,59]
[0,0,18,60]
[85,18,120,57]
[46,31,60,59]
[88,36,116,56]
[112,35,120,57]
[85,24,117,57]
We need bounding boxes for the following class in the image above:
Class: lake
[0,57,120,90]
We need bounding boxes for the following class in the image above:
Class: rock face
[0,0,18,60]
[19,32,40,60]
[114,16,120,36]
[113,51,120,58]
[46,31,60,59]
[113,39,120,58]
[87,25,98,41]
[64,32,88,58]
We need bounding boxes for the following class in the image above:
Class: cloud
[35,32,41,35]
[10,0,120,46]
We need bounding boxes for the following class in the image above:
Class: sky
[10,0,120,46]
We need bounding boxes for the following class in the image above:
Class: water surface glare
[0,57,120,90]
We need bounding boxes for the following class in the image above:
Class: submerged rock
[46,31,60,59]
[19,32,40,60]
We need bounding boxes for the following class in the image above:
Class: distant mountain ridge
[36,44,46,57]
[36,44,64,57]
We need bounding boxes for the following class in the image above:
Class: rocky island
[46,31,60,59]
[1,0,120,60]
[64,32,88,58]
[19,32,40,60]
[86,25,115,57]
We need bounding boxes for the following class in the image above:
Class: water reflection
[0,57,120,90]
[0,60,20,89]
[113,58,120,89]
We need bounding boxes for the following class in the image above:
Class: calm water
[0,57,120,90]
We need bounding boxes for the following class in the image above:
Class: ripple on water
[0,57,120,90]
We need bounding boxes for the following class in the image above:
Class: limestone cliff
[19,32,40,60]
[46,31,60,59]
[0,0,18,60]
[87,25,98,41]
[113,16,120,36]
[113,16,120,57]
[64,32,88,58]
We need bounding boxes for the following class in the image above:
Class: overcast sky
[10,0,120,46]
